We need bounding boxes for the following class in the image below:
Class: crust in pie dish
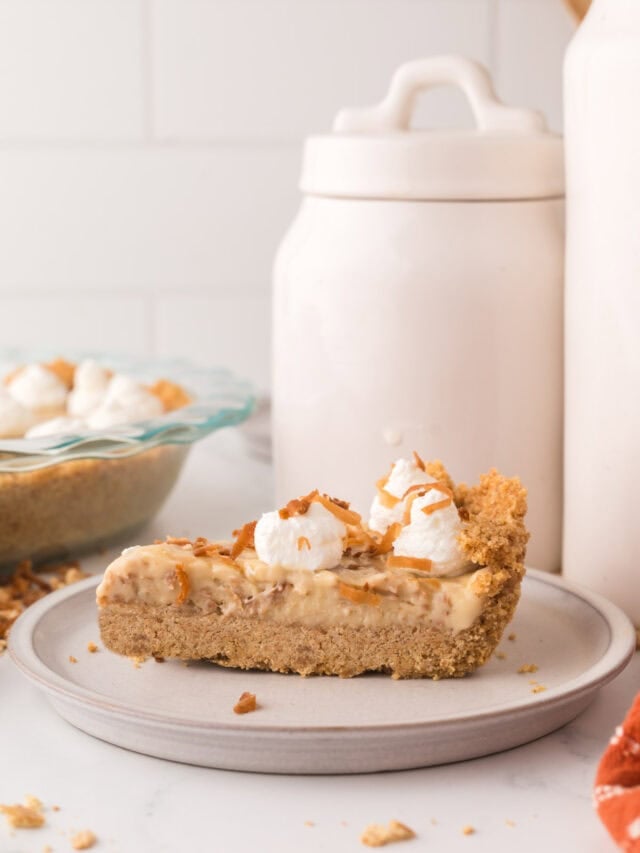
[97,466,528,679]
[0,358,193,570]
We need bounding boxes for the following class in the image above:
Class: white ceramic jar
[273,56,564,572]
[564,0,640,622]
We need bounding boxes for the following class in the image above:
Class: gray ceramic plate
[8,570,636,775]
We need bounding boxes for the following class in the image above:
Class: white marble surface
[0,431,635,853]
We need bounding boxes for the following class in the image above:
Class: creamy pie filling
[97,542,486,633]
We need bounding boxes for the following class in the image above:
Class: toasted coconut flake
[233,691,257,714]
[297,536,311,551]
[386,555,433,572]
[45,357,76,389]
[421,495,452,516]
[413,450,426,471]
[374,522,402,555]
[174,564,190,604]
[345,527,378,553]
[313,493,362,526]
[192,539,224,558]
[338,582,381,607]
[415,576,442,589]
[278,492,317,519]
[401,482,452,524]
[165,536,192,546]
[230,520,257,559]
[376,465,401,509]
[149,378,192,412]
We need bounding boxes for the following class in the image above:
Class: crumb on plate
[517,663,538,674]
[508,633,516,642]
[531,684,547,694]
[495,652,506,660]
[233,691,257,715]
[71,829,97,849]
[87,641,98,653]
[68,655,78,664]
[360,819,416,847]
[462,825,476,836]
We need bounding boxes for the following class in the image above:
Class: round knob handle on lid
[301,55,562,201]
[334,55,547,134]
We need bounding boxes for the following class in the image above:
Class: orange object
[594,692,640,851]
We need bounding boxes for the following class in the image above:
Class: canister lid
[300,56,564,201]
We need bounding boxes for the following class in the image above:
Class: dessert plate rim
[9,569,635,734]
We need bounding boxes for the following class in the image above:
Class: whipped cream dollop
[7,364,68,413]
[393,486,469,577]
[67,359,111,417]
[0,389,35,437]
[26,416,87,438]
[369,456,436,533]
[86,373,163,429]
[254,500,347,572]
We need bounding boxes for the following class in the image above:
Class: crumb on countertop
[233,691,258,715]
[360,820,416,847]
[0,559,88,653]
[71,829,97,849]
[517,663,539,674]
[0,796,45,829]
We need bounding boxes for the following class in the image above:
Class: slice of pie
[97,455,528,679]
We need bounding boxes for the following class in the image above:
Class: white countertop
[0,432,635,853]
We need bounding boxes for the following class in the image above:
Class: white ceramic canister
[273,56,564,572]
[564,0,640,622]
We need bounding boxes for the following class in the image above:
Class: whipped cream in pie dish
[0,354,254,574]
[0,357,189,439]
[97,455,529,679]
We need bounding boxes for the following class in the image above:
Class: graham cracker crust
[99,579,520,680]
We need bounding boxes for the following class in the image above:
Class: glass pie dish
[0,351,254,574]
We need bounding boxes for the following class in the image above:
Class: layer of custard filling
[97,542,486,633]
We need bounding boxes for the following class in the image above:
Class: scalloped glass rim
[0,349,256,472]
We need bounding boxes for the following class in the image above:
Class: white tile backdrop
[0,0,575,391]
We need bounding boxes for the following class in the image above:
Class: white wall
[0,0,575,391]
